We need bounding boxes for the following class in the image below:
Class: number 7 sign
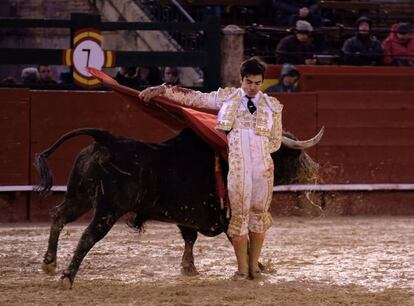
[63,28,115,88]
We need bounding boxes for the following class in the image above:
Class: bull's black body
[37,128,315,288]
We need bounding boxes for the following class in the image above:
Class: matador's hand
[139,84,167,103]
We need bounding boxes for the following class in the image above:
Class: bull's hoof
[42,261,57,276]
[181,265,199,276]
[60,276,72,290]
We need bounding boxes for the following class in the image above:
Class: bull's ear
[282,126,324,150]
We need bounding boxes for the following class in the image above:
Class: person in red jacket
[382,23,414,66]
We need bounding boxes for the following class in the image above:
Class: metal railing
[0,13,221,91]
[133,0,203,52]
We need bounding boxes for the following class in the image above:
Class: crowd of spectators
[1,64,59,86]
[264,0,413,92]
[270,1,414,68]
[114,66,182,89]
[1,0,413,90]
[274,18,413,68]
[0,65,186,88]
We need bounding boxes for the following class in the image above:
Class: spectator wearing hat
[265,64,300,93]
[275,20,317,65]
[342,16,383,66]
[272,0,322,27]
[382,23,414,66]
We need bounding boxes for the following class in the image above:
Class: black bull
[36,127,318,288]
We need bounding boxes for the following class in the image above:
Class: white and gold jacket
[161,86,283,153]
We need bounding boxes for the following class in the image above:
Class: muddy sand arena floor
[0,217,413,305]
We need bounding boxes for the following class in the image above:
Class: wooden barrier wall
[315,91,414,183]
[1,88,414,221]
[265,65,414,91]
[0,89,30,185]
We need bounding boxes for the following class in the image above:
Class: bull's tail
[35,128,114,195]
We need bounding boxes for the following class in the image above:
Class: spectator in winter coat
[265,64,300,93]
[275,20,317,65]
[342,16,383,66]
[382,23,414,66]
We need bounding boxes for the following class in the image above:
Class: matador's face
[241,74,263,98]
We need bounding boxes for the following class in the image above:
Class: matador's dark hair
[240,57,267,80]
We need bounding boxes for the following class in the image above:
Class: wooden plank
[319,163,414,183]
[0,103,28,121]
[301,74,414,91]
[318,146,414,183]
[318,91,414,110]
[271,93,318,158]
[271,93,318,138]
[323,191,414,216]
[0,193,28,222]
[319,109,414,128]
[0,89,30,185]
[318,146,413,164]
[265,64,414,79]
[318,127,414,146]
[31,91,177,142]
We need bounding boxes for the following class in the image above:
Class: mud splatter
[0,217,413,305]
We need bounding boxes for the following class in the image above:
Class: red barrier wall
[317,91,414,183]
[271,93,318,158]
[3,88,411,187]
[301,74,414,91]
[30,90,178,185]
[266,65,414,78]
[265,65,414,91]
[0,89,31,221]
[0,89,30,185]
[1,88,414,220]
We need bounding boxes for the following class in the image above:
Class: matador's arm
[139,84,236,111]
[268,96,283,153]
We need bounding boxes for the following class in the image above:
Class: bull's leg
[177,226,199,276]
[42,197,92,276]
[60,210,122,289]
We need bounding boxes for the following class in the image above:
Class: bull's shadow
[36,127,320,289]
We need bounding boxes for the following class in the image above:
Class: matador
[139,57,283,280]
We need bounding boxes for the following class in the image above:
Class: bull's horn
[282,126,324,150]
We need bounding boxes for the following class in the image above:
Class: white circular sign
[73,40,105,77]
